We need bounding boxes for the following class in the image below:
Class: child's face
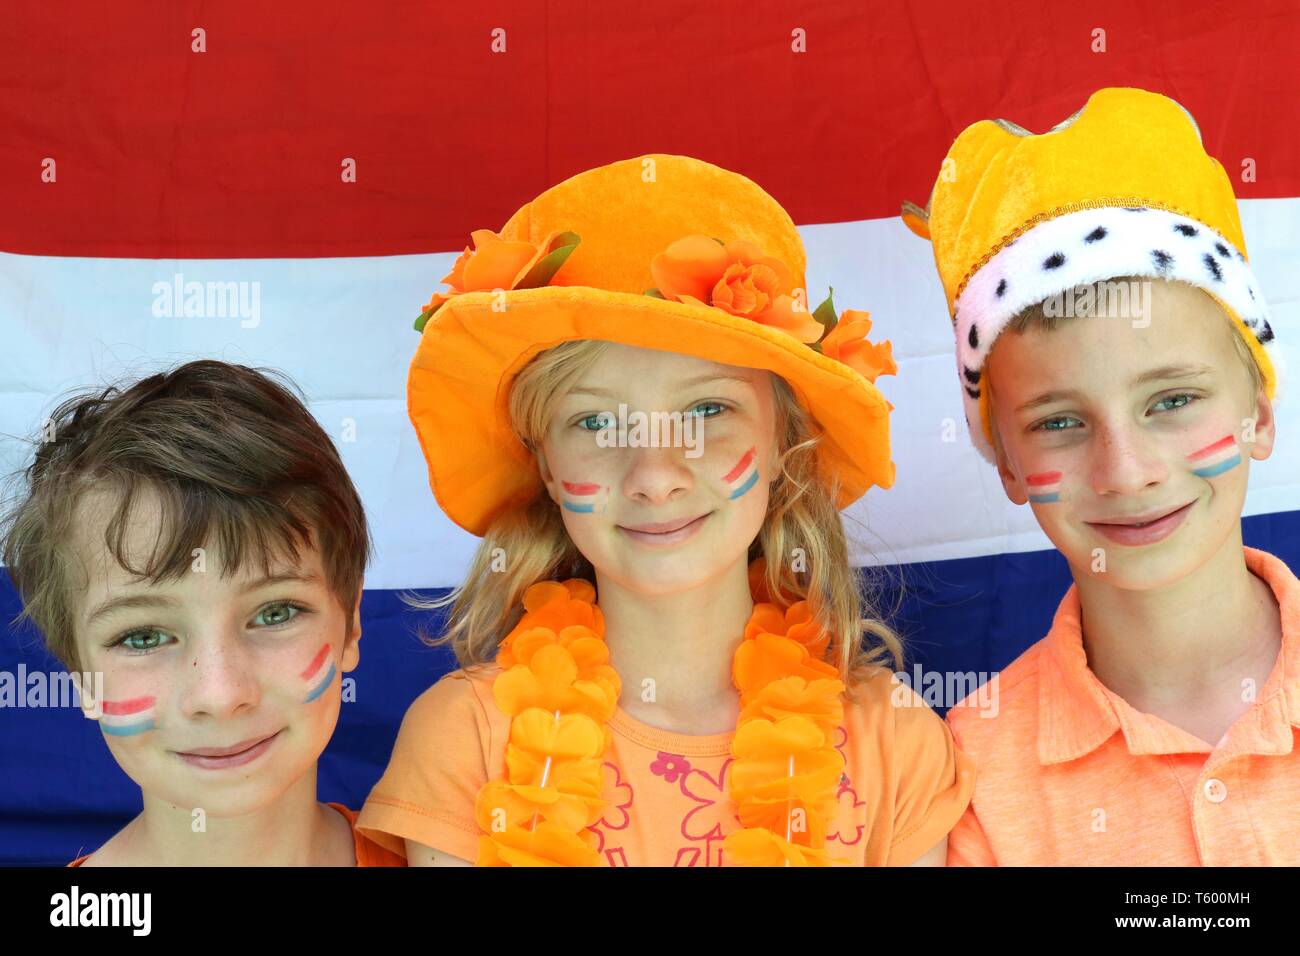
[536,343,777,595]
[985,279,1275,589]
[70,487,362,817]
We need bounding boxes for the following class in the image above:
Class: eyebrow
[84,571,322,627]
[568,373,756,400]
[1015,363,1217,414]
[85,594,182,628]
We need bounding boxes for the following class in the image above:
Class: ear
[69,669,102,720]
[340,583,363,673]
[1245,387,1276,463]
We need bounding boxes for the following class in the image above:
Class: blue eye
[253,602,306,627]
[108,628,173,655]
[1153,393,1198,413]
[688,402,728,418]
[577,413,615,431]
[1035,415,1081,432]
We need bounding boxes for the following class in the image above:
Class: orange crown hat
[902,87,1281,465]
[408,154,898,536]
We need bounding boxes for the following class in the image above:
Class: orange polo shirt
[946,546,1300,866]
[357,665,974,866]
[65,802,405,867]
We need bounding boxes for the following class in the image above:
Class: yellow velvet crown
[903,86,1249,314]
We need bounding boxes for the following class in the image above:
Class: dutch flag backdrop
[1,1,1298,864]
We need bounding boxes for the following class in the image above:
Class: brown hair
[1,360,372,672]
[407,339,905,689]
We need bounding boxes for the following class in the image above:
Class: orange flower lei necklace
[473,560,851,866]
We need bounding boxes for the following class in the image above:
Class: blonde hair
[408,339,904,689]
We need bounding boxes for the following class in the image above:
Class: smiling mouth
[176,731,280,759]
[1089,503,1193,528]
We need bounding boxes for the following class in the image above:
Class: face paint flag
[1026,471,1063,504]
[1188,435,1242,477]
[100,696,157,736]
[301,645,337,703]
[561,481,607,513]
[723,447,759,499]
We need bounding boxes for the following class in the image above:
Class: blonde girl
[357,154,973,867]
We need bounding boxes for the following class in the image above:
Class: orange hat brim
[407,287,895,537]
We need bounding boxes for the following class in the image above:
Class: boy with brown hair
[904,87,1297,864]
[1,359,403,865]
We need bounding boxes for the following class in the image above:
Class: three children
[4,87,1293,867]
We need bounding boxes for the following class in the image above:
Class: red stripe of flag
[299,645,330,680]
[1189,435,1236,460]
[101,696,155,716]
[2,2,1297,257]
[723,448,756,483]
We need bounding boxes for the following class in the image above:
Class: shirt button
[1203,778,1227,803]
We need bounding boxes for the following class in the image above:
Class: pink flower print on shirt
[671,756,737,867]
[828,724,864,847]
[589,760,634,866]
[650,751,692,783]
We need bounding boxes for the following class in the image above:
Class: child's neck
[107,769,353,866]
[1072,530,1283,746]
[597,554,754,736]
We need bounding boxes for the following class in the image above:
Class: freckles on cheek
[100,694,158,737]
[1186,433,1243,478]
[300,643,337,704]
[560,480,609,514]
[722,446,758,500]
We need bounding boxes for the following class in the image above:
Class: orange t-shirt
[357,665,974,866]
[946,546,1300,866]
[65,802,405,867]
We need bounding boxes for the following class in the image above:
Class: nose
[621,440,694,507]
[177,630,261,721]
[1088,419,1168,497]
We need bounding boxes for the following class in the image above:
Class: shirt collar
[1037,546,1300,766]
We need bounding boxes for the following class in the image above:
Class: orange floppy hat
[407,153,898,537]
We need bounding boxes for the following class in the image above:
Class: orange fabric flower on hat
[821,309,898,385]
[650,235,825,344]
[416,229,581,331]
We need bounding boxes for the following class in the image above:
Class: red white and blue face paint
[722,446,759,500]
[301,644,336,703]
[100,695,157,737]
[1026,471,1063,504]
[561,480,609,513]
[1187,435,1242,478]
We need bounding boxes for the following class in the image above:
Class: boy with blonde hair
[905,87,1297,864]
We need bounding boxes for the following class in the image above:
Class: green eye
[112,629,172,654]
[254,602,303,627]
[1153,393,1197,413]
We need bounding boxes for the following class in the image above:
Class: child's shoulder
[841,665,958,753]
[390,663,512,769]
[401,662,503,726]
[943,636,1050,755]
